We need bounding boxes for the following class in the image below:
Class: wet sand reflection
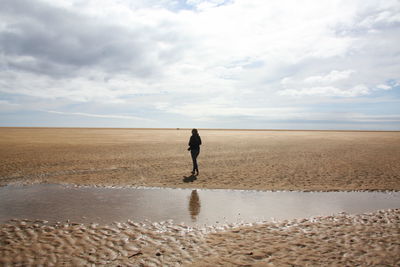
[0,184,399,226]
[188,190,201,222]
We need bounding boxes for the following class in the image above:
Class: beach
[1,127,399,190]
[1,209,399,266]
[1,127,399,266]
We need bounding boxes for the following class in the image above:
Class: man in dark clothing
[188,129,202,175]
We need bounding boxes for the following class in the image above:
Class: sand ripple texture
[0,209,399,266]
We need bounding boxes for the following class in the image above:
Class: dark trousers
[190,149,200,171]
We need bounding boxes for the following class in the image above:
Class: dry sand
[1,127,400,190]
[1,127,400,266]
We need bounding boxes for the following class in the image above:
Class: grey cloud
[0,0,187,78]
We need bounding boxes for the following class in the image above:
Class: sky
[1,0,400,130]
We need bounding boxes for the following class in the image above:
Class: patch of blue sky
[168,0,233,12]
[164,0,196,11]
[0,92,19,101]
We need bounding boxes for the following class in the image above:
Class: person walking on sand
[188,129,202,175]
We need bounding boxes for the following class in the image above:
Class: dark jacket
[188,134,202,150]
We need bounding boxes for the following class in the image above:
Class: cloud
[0,100,20,111]
[279,68,397,97]
[47,111,152,121]
[186,0,233,10]
[348,114,400,122]
[156,101,400,125]
[0,0,190,79]
[304,70,355,84]
[0,0,399,129]
[376,84,392,90]
[278,84,371,97]
[161,103,302,119]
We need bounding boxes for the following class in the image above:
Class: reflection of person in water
[188,129,202,175]
[189,190,201,222]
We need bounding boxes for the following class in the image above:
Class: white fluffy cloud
[278,85,371,98]
[304,70,355,84]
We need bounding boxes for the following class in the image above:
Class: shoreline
[2,181,400,193]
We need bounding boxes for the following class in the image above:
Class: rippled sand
[1,128,400,191]
[1,209,399,266]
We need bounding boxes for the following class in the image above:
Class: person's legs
[191,149,200,174]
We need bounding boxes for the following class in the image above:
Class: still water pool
[0,184,399,226]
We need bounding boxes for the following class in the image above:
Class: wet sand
[1,127,400,265]
[1,127,400,191]
[1,209,399,266]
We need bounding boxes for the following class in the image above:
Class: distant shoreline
[0,126,399,133]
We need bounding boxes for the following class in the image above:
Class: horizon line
[1,126,399,133]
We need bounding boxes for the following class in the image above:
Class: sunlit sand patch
[1,128,400,191]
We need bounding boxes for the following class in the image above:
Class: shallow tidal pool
[0,184,399,226]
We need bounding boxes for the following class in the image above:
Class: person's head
[192,128,198,135]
